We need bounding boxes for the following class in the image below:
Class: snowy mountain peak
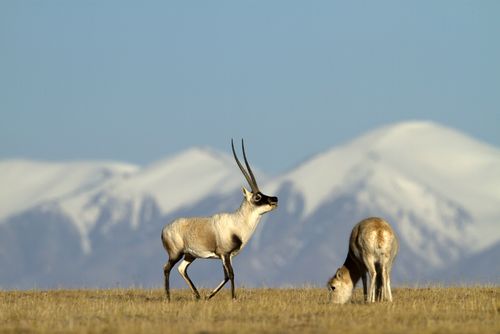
[100,146,247,219]
[0,159,138,222]
[349,120,500,166]
[267,121,500,248]
[147,147,232,170]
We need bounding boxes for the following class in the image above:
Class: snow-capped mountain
[0,159,138,222]
[0,121,498,289]
[267,121,498,246]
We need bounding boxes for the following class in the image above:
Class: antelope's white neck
[233,200,264,246]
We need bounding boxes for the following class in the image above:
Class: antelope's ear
[242,187,252,200]
[336,269,343,279]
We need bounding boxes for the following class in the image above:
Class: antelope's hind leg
[178,254,201,300]
[364,257,377,303]
[380,264,388,302]
[385,262,394,302]
[164,255,182,301]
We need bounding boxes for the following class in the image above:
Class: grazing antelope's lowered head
[232,139,278,215]
[327,267,354,304]
[327,217,398,304]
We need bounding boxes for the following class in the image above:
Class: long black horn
[241,139,259,191]
[231,139,258,192]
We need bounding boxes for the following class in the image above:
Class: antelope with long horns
[161,139,278,301]
[327,217,399,304]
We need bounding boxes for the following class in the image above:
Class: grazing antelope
[327,217,398,304]
[161,139,278,301]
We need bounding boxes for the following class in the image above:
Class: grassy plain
[0,286,498,333]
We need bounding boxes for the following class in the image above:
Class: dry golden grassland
[0,286,498,333]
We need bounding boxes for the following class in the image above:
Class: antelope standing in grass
[161,139,278,301]
[327,217,398,304]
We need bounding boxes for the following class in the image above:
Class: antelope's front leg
[206,257,230,300]
[223,255,236,300]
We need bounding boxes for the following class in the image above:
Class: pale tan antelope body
[328,217,398,303]
[161,140,278,301]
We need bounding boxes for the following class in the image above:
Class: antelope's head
[327,267,353,304]
[231,139,278,215]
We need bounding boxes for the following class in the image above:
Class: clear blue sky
[1,1,499,173]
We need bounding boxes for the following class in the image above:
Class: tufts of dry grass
[0,286,498,333]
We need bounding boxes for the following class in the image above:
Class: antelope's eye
[254,194,262,202]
